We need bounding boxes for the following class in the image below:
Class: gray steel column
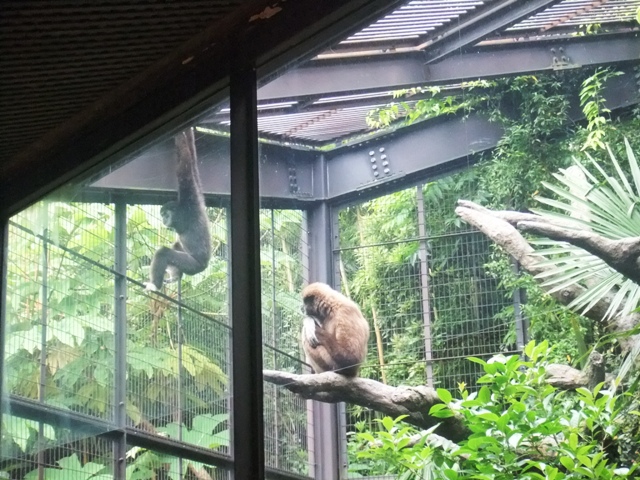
[177,279,184,477]
[230,55,265,479]
[416,186,435,387]
[37,204,49,480]
[307,154,341,479]
[113,200,128,478]
[513,261,527,350]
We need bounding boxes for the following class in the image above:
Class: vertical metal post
[177,279,184,477]
[300,212,316,477]
[230,53,265,480]
[269,209,281,469]
[113,200,128,479]
[416,186,434,387]
[305,153,341,478]
[512,260,527,349]
[37,203,49,480]
[330,205,350,480]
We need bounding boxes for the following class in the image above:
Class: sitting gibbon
[300,282,370,377]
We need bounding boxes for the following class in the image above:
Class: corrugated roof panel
[250,102,418,142]
[341,0,488,44]
[508,0,640,31]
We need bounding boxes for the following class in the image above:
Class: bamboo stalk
[356,209,387,384]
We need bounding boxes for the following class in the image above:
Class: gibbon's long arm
[175,129,203,207]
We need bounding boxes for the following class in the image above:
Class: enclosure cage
[3,0,640,479]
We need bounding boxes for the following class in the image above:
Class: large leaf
[532,139,640,320]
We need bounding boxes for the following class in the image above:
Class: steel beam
[423,0,564,63]
[88,66,639,206]
[325,113,504,201]
[90,135,316,204]
[258,34,640,101]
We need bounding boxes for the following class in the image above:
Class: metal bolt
[381,154,387,160]
[369,150,375,156]
[372,165,377,170]
[382,161,389,167]
[384,168,390,174]
[373,171,380,177]
[379,147,385,152]
[370,157,376,163]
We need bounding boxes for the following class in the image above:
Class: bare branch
[545,352,606,390]
[455,200,640,349]
[264,364,601,443]
[263,369,470,442]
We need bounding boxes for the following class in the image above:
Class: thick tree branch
[263,369,470,442]
[455,200,640,348]
[545,352,606,390]
[517,220,640,285]
[263,364,599,442]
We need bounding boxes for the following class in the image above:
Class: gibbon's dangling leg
[300,282,370,377]
[144,129,211,291]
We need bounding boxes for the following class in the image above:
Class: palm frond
[531,139,640,320]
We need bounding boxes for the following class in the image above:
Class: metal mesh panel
[126,204,231,456]
[5,202,116,420]
[4,197,313,478]
[1,414,114,479]
[124,444,231,480]
[260,209,314,477]
[337,173,515,477]
[261,209,309,357]
[428,233,512,391]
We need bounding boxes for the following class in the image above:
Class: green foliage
[532,139,640,323]
[3,200,307,477]
[366,82,493,129]
[486,251,592,366]
[350,342,638,479]
[25,454,110,480]
[580,69,624,151]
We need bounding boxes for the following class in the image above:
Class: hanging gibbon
[144,129,211,291]
[300,282,370,377]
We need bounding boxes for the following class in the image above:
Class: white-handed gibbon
[144,129,211,291]
[300,282,370,377]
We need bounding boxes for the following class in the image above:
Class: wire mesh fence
[125,204,232,457]
[335,173,517,477]
[261,209,313,476]
[124,443,231,480]
[3,199,314,478]
[0,414,114,480]
[5,202,117,421]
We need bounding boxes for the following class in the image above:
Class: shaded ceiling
[1,0,248,168]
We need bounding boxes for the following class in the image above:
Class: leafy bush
[349,341,638,479]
